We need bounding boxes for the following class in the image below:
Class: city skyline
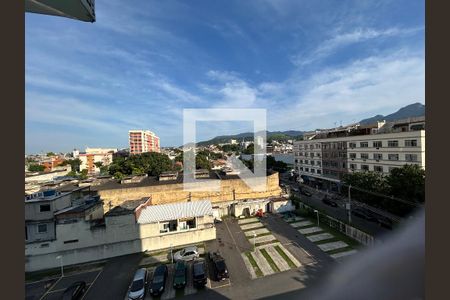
[26,0,424,153]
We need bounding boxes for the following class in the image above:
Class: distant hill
[195,103,424,146]
[359,102,425,125]
[196,130,303,146]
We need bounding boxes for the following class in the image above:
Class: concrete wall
[272,200,295,213]
[25,213,216,272]
[97,173,282,212]
[26,221,55,244]
[25,194,72,221]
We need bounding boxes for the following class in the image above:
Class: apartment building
[129,130,160,155]
[79,148,116,175]
[294,117,425,191]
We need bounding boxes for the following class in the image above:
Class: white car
[173,246,199,262]
[128,268,147,300]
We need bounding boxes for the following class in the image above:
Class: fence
[298,202,375,246]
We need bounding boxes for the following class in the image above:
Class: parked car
[377,216,393,229]
[208,252,229,281]
[301,190,312,197]
[192,260,207,287]
[62,281,86,300]
[352,208,377,222]
[174,246,200,262]
[322,196,338,207]
[149,265,168,297]
[173,261,187,289]
[127,268,147,300]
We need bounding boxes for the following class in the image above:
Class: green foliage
[79,169,88,180]
[93,161,103,169]
[219,144,241,153]
[242,143,254,154]
[342,164,425,216]
[28,164,45,172]
[46,152,56,157]
[108,152,173,177]
[267,155,288,172]
[62,158,82,172]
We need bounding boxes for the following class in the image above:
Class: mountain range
[196,102,425,146]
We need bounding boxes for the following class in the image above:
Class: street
[279,173,392,239]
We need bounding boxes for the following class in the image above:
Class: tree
[46,152,55,157]
[108,152,173,177]
[266,155,288,173]
[28,164,45,172]
[79,169,88,180]
[386,164,425,206]
[62,158,82,172]
[93,161,103,169]
[242,143,254,154]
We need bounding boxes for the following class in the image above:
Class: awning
[25,0,95,23]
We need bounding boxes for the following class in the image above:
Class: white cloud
[292,27,423,67]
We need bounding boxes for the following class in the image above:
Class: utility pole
[347,185,352,224]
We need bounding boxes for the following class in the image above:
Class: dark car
[377,216,393,229]
[192,260,207,287]
[352,208,377,222]
[149,265,168,296]
[62,281,86,300]
[301,190,312,197]
[209,252,229,281]
[173,261,187,289]
[322,196,338,207]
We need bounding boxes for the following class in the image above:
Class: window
[361,153,369,159]
[317,170,321,174]
[40,243,49,248]
[405,139,418,147]
[310,161,314,166]
[311,169,315,173]
[388,154,399,161]
[373,141,382,148]
[317,161,321,166]
[361,165,369,171]
[299,167,303,171]
[305,168,309,172]
[388,140,398,147]
[349,142,356,148]
[374,166,383,172]
[40,204,51,212]
[64,239,79,244]
[405,154,418,162]
[374,154,383,160]
[37,224,47,233]
[350,164,357,170]
[360,142,368,148]
[349,153,356,159]
[310,153,314,158]
[25,227,28,240]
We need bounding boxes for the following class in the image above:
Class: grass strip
[245,252,263,277]
[255,240,278,247]
[274,245,296,269]
[260,248,280,273]
[326,247,355,255]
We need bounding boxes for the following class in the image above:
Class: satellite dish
[25,0,96,23]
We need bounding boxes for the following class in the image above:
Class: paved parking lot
[26,269,102,300]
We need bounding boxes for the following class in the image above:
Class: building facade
[129,130,160,155]
[79,150,114,175]
[294,118,425,191]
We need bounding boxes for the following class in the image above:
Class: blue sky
[25,0,424,154]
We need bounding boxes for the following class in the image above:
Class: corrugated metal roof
[137,200,213,224]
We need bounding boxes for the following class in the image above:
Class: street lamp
[56,255,64,277]
[313,209,319,227]
[253,231,257,252]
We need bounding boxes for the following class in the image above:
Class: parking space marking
[80,269,102,300]
[161,264,175,300]
[39,277,62,300]
[185,262,197,296]
[209,281,231,289]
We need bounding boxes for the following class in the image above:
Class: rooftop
[105,198,150,217]
[137,200,213,224]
